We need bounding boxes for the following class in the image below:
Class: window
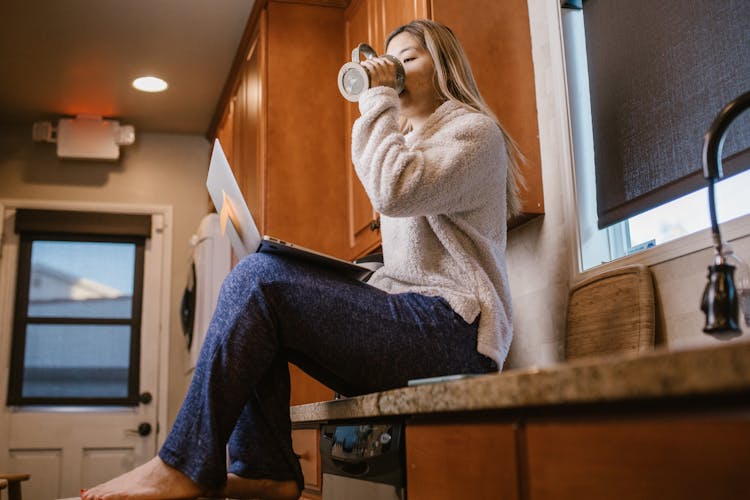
[7,210,150,406]
[562,4,750,271]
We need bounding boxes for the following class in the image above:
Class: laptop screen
[206,139,261,257]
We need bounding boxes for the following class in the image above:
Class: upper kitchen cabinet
[214,0,543,259]
[430,0,543,225]
[342,0,544,255]
[210,1,350,406]
[342,0,381,259]
[211,0,350,260]
[266,2,349,259]
[343,0,429,259]
[230,15,266,228]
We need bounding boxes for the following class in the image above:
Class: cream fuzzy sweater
[352,86,513,369]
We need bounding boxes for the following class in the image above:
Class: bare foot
[80,457,204,500]
[210,473,300,500]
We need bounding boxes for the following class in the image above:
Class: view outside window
[19,240,137,401]
[627,169,750,250]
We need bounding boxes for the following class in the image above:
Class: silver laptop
[206,139,374,280]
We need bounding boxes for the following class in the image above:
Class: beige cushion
[566,264,656,360]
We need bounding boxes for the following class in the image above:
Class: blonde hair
[387,19,526,219]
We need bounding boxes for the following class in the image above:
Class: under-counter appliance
[320,422,405,500]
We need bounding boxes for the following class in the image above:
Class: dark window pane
[21,324,131,399]
[28,241,135,319]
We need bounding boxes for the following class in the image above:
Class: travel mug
[338,43,405,102]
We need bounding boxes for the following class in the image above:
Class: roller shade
[15,209,152,237]
[582,0,750,228]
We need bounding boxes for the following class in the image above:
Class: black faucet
[700,90,750,337]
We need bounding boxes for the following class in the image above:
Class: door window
[7,214,148,406]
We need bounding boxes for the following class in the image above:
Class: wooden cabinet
[235,17,266,228]
[342,0,544,258]
[212,11,265,242]
[292,427,322,500]
[214,1,350,258]
[265,1,343,403]
[405,410,750,499]
[342,0,428,259]
[265,2,349,258]
[289,364,335,406]
[406,420,520,500]
[214,0,544,256]
[525,412,750,500]
[343,0,381,259]
[378,0,429,50]
[430,0,544,226]
[213,0,346,405]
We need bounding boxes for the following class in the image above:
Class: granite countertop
[290,338,750,423]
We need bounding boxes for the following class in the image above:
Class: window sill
[574,213,750,284]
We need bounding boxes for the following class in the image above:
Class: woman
[82,18,522,500]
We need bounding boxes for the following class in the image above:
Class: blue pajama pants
[159,252,496,490]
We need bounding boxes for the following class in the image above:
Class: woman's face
[386,32,443,126]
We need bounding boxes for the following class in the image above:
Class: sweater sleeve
[351,87,506,217]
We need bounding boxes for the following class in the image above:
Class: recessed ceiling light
[132,76,168,93]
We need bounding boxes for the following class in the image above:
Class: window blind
[15,209,152,237]
[582,0,750,228]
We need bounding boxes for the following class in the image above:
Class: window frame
[7,231,146,406]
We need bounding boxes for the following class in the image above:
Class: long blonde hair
[386,19,526,218]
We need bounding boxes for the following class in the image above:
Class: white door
[0,205,170,500]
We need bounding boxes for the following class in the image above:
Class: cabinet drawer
[406,421,520,500]
[525,413,750,500]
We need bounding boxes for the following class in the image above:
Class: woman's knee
[207,254,289,340]
[221,253,291,301]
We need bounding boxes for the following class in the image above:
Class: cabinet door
[406,421,520,500]
[343,0,382,259]
[216,99,235,168]
[266,1,348,258]
[233,16,266,231]
[525,413,750,500]
[342,0,429,260]
[377,0,429,50]
[265,1,342,404]
[292,427,322,500]
[431,0,544,226]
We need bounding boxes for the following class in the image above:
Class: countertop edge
[290,339,750,423]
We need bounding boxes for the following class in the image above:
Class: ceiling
[0,0,255,135]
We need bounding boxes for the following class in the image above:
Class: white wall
[504,1,750,370]
[0,125,210,425]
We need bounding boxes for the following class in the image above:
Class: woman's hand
[361,56,400,90]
